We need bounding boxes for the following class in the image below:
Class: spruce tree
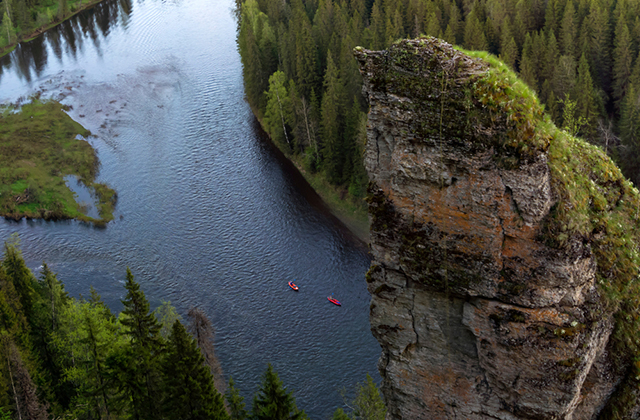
[226,376,248,420]
[332,408,350,420]
[251,364,305,420]
[2,236,36,319]
[116,268,164,420]
[321,52,343,184]
[519,32,538,90]
[620,83,640,184]
[574,53,601,139]
[560,0,577,59]
[162,321,229,420]
[463,9,487,51]
[613,21,633,108]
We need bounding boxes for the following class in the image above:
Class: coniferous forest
[236,0,640,192]
[0,236,386,420]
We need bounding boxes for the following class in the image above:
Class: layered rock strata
[355,38,632,419]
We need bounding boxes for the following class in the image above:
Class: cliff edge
[355,37,640,419]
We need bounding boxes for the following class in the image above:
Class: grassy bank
[290,154,370,243]
[0,0,106,59]
[0,99,116,226]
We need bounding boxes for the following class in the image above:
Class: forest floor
[0,99,116,226]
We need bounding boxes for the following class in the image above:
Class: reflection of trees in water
[0,0,132,84]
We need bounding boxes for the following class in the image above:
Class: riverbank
[289,154,370,243]
[0,0,106,59]
[250,108,370,243]
[0,99,116,226]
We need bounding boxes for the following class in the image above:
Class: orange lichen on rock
[357,37,631,419]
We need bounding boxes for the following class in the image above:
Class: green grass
[0,99,116,225]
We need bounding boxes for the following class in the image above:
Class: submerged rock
[356,38,640,419]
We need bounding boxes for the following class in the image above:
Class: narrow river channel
[0,0,380,417]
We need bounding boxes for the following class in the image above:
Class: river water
[0,0,379,417]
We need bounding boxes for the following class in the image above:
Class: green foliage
[332,408,350,420]
[162,321,228,420]
[237,0,640,196]
[251,364,306,420]
[154,300,182,339]
[0,100,116,224]
[335,374,385,420]
[226,376,248,420]
[53,292,124,418]
[264,71,293,152]
[114,268,165,420]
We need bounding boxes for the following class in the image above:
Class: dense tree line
[236,0,640,189]
[0,0,93,51]
[0,236,385,420]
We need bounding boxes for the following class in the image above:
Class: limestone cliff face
[355,38,636,419]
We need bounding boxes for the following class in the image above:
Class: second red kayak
[328,296,341,306]
[288,281,299,291]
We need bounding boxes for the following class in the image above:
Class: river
[0,0,380,417]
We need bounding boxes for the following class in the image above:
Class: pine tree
[251,364,305,420]
[443,0,461,45]
[352,374,386,420]
[519,32,538,90]
[560,0,577,59]
[1,11,15,44]
[332,408,350,420]
[573,53,601,139]
[116,268,164,420]
[620,83,640,184]
[463,8,487,51]
[585,1,612,95]
[57,295,122,418]
[2,236,36,320]
[238,5,265,109]
[499,20,518,70]
[321,52,344,184]
[226,376,248,420]
[187,307,224,393]
[613,20,633,108]
[162,321,229,420]
[293,0,318,99]
[369,0,385,49]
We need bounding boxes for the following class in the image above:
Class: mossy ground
[0,99,116,226]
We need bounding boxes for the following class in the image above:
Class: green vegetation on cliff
[0,100,116,225]
[367,37,640,418]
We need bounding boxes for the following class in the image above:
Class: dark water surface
[0,0,379,417]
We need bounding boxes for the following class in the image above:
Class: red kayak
[328,296,341,306]
[288,281,299,291]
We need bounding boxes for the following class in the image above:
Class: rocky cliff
[355,38,640,419]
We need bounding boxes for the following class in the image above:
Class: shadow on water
[250,117,369,251]
[0,0,132,83]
